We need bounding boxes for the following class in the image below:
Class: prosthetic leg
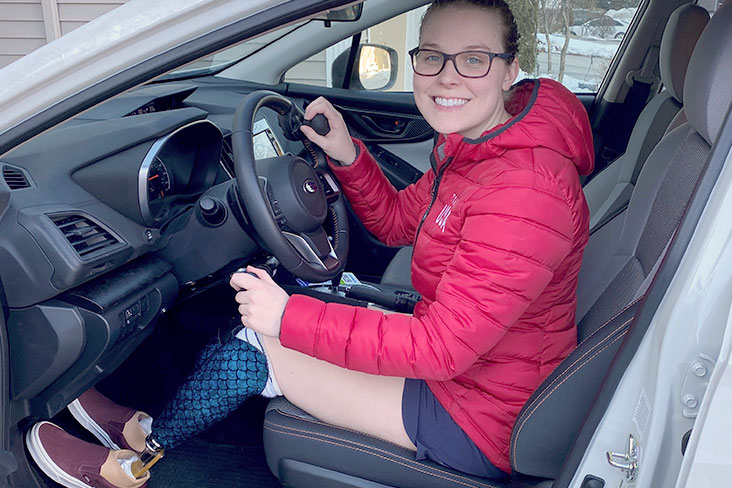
[131,325,278,478]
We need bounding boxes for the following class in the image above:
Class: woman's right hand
[301,97,357,166]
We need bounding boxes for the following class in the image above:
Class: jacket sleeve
[279,169,577,380]
[328,139,433,246]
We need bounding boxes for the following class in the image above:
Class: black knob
[199,196,226,226]
[303,114,331,136]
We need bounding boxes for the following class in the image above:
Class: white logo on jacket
[435,194,459,232]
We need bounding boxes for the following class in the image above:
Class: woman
[26,1,593,486]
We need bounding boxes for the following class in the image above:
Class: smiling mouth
[433,97,469,107]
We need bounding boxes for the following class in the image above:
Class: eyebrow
[420,42,496,51]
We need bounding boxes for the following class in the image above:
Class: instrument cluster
[138,120,223,227]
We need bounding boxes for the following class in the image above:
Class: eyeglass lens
[412,50,494,77]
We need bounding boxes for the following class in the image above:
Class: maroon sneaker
[26,421,149,488]
[67,388,150,454]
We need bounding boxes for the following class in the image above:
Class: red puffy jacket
[280,78,594,472]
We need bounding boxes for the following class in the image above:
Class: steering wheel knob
[302,114,330,136]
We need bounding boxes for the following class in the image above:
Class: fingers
[231,267,288,338]
[303,96,335,120]
[299,124,322,144]
[229,270,259,291]
[230,266,275,293]
[247,265,272,283]
[303,100,344,138]
[301,97,356,164]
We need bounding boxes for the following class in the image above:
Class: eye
[422,53,443,63]
[464,55,486,66]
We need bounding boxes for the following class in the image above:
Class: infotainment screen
[253,118,284,160]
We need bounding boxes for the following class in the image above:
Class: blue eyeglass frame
[408,48,514,78]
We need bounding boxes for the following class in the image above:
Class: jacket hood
[437,78,595,176]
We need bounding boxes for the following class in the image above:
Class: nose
[437,58,461,85]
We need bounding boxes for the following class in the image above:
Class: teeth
[434,97,468,107]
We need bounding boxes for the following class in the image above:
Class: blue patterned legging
[151,331,268,448]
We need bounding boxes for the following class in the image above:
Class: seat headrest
[684,1,732,144]
[659,4,709,103]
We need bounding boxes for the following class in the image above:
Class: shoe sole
[67,399,121,450]
[26,422,94,488]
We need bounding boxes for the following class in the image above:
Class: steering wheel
[230,91,349,283]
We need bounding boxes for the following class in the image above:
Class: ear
[502,58,520,91]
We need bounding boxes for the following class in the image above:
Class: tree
[535,0,572,77]
[507,0,539,74]
[558,0,571,82]
[538,0,553,74]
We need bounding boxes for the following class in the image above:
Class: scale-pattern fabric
[279,79,594,472]
[152,335,268,448]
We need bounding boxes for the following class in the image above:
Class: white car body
[580,16,629,39]
[572,148,732,487]
[0,0,286,139]
[1,1,731,487]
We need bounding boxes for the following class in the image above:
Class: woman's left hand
[229,266,289,338]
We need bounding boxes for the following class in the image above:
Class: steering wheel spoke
[283,228,338,270]
[317,170,342,204]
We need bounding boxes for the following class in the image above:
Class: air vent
[49,214,122,260]
[220,134,235,178]
[2,165,30,190]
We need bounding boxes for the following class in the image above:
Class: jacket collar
[429,78,595,176]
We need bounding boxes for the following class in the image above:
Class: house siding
[0,0,46,68]
[0,0,127,69]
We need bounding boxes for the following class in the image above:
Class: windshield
[162,22,306,80]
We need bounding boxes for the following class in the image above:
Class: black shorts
[401,379,509,479]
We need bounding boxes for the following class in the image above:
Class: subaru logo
[303,179,318,194]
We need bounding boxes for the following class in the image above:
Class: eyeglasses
[408,48,514,78]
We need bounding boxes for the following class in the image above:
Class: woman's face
[413,6,519,139]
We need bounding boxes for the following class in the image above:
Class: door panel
[286,83,431,186]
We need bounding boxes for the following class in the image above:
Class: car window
[697,0,725,16]
[284,7,426,90]
[285,1,641,93]
[166,23,305,79]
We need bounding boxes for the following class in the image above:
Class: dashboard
[0,82,300,309]
[0,81,310,420]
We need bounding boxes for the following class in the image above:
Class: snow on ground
[537,33,618,58]
[515,70,592,93]
[606,8,638,21]
[514,69,532,84]
[543,74,585,92]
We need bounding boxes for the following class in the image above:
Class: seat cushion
[263,397,551,488]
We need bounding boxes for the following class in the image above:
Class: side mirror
[331,44,398,91]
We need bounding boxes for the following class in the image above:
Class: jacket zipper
[414,156,454,245]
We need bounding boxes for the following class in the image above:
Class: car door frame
[0,0,360,158]
[0,276,16,487]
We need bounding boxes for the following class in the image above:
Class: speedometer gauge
[148,156,171,200]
